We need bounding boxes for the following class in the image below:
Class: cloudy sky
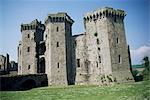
[0,0,149,65]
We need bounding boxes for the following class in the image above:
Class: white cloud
[130,45,150,65]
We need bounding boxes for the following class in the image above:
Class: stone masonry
[18,7,134,86]
[18,19,45,75]
[74,7,134,85]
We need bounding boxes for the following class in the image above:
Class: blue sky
[0,0,149,64]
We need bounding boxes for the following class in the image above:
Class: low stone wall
[0,74,48,91]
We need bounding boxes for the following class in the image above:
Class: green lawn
[1,81,150,100]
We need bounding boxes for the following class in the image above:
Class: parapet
[45,12,74,25]
[21,19,45,32]
[83,7,126,22]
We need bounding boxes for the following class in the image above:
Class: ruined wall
[73,34,89,84]
[0,55,6,72]
[44,13,74,85]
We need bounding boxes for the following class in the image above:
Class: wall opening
[27,47,30,52]
[97,39,99,44]
[99,56,101,63]
[119,55,122,64]
[57,42,59,47]
[77,59,80,67]
[27,34,30,38]
[39,57,45,73]
[117,38,119,44]
[57,62,59,68]
[28,65,30,70]
[56,27,59,32]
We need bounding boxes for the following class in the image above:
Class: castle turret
[44,13,74,85]
[18,19,45,75]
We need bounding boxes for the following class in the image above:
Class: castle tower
[44,13,74,85]
[75,7,133,84]
[18,19,45,75]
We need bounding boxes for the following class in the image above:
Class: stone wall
[0,74,48,90]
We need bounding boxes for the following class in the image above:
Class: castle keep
[18,7,134,85]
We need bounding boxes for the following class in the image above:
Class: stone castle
[18,7,134,86]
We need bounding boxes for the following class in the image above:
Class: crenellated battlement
[45,12,74,25]
[21,19,45,32]
[83,7,126,22]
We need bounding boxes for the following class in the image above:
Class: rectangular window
[28,65,30,70]
[97,39,99,44]
[27,34,30,38]
[77,59,80,67]
[56,27,59,32]
[96,62,98,67]
[99,56,101,63]
[27,47,30,52]
[57,63,59,68]
[119,55,122,63]
[57,42,59,47]
[117,38,119,44]
[74,40,77,47]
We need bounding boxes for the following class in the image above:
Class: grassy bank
[1,81,150,100]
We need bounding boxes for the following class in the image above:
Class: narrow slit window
[28,65,30,70]
[74,40,77,47]
[117,38,119,44]
[27,34,30,38]
[96,62,98,67]
[57,42,59,47]
[27,47,30,52]
[77,59,80,67]
[97,39,99,44]
[56,27,59,32]
[119,55,122,63]
[57,63,59,68]
[99,56,101,63]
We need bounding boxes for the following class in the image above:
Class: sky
[0,0,149,65]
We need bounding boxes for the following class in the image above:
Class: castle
[18,7,134,86]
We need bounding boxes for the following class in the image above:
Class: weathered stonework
[0,54,9,73]
[44,13,74,85]
[18,19,45,75]
[74,7,134,85]
[18,7,134,86]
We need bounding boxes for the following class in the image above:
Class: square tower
[76,7,134,84]
[18,19,45,75]
[44,13,74,85]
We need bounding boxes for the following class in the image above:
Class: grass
[0,81,150,100]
